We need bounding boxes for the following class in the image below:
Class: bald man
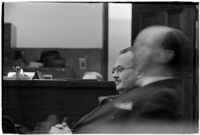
[50,26,193,133]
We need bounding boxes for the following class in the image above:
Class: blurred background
[3,2,198,81]
[2,2,199,132]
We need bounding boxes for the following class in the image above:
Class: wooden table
[2,80,117,130]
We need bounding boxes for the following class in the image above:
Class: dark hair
[119,47,139,68]
[119,47,133,54]
[161,29,192,73]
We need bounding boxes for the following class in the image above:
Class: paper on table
[7,72,35,79]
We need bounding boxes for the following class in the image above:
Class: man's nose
[112,70,119,78]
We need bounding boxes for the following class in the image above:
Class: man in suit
[50,26,193,133]
[97,47,139,105]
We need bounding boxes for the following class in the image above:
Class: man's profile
[50,26,194,133]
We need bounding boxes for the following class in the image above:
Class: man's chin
[116,88,123,94]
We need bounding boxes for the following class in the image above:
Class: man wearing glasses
[50,26,193,133]
[112,47,139,94]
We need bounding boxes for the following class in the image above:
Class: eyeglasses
[112,65,136,74]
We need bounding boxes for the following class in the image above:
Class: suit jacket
[73,79,185,133]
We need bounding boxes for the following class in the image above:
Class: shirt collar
[137,76,175,87]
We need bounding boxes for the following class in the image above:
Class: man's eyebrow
[116,65,123,68]
[113,65,123,69]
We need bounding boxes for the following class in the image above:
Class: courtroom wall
[4,3,103,48]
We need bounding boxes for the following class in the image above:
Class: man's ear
[154,49,174,63]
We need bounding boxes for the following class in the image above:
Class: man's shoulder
[112,79,183,119]
[118,78,182,102]
[98,95,119,105]
[146,78,183,98]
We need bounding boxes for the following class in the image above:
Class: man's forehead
[134,27,170,47]
[115,52,134,66]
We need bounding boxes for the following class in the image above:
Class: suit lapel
[76,79,181,126]
[76,86,148,125]
[76,99,115,125]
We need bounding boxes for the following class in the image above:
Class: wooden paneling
[167,9,182,29]
[2,80,117,130]
[140,12,157,29]
[131,2,198,131]
[132,3,197,41]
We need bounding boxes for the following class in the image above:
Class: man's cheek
[137,48,151,60]
[125,74,136,87]
[116,83,123,91]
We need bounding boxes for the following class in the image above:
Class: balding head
[133,26,192,76]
